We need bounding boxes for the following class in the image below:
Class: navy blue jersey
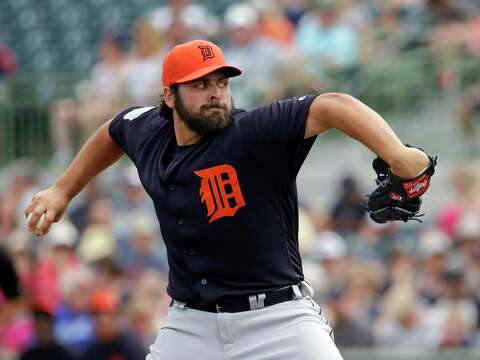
[109,96,318,303]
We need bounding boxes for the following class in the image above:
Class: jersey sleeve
[108,106,156,163]
[239,95,318,182]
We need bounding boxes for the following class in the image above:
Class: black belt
[170,283,311,313]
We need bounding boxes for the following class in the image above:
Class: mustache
[201,103,227,111]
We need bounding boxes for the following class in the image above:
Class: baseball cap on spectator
[31,300,55,318]
[78,225,116,262]
[132,214,157,237]
[162,40,242,88]
[89,288,119,313]
[381,283,418,321]
[59,265,93,300]
[455,212,480,240]
[444,252,466,278]
[6,229,31,253]
[150,5,219,35]
[182,5,220,35]
[46,219,79,248]
[224,3,259,29]
[148,6,173,32]
[418,229,451,258]
[101,29,129,52]
[309,231,347,261]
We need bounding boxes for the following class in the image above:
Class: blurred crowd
[302,166,480,351]
[1,0,480,359]
[0,162,169,359]
[1,160,480,358]
[14,0,475,164]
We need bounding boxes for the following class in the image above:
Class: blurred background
[1,0,480,359]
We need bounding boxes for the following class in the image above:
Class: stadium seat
[18,8,40,29]
[1,0,238,74]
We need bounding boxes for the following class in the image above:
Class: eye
[218,79,228,88]
[195,82,206,89]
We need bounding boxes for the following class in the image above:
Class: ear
[164,86,175,109]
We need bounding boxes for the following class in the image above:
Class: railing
[0,103,50,164]
[0,72,85,166]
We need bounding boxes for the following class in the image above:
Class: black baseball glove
[367,151,437,223]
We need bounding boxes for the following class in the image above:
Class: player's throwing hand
[24,186,70,236]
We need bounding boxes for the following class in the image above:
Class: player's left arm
[305,93,430,178]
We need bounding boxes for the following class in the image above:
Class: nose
[208,84,222,102]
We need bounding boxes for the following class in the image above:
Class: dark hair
[158,84,178,121]
[101,28,130,52]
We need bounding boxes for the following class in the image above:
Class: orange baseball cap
[162,39,242,88]
[89,288,119,313]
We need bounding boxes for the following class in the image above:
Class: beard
[174,93,233,136]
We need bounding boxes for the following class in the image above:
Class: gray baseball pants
[146,295,344,360]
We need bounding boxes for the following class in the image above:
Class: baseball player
[25,40,436,359]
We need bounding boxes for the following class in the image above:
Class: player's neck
[173,116,202,146]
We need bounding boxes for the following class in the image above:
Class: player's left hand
[367,150,437,223]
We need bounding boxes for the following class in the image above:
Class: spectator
[437,164,480,238]
[422,0,472,90]
[223,2,296,108]
[126,270,170,347]
[339,261,383,327]
[4,230,33,301]
[0,36,16,103]
[112,165,157,244]
[149,0,220,41]
[252,0,296,45]
[122,18,165,106]
[0,247,22,323]
[434,267,479,348]
[69,180,101,234]
[91,258,124,298]
[457,84,480,156]
[45,219,80,266]
[49,30,129,166]
[119,214,168,279]
[53,266,95,356]
[6,167,40,235]
[329,289,375,348]
[0,192,17,241]
[454,214,480,322]
[417,229,451,304]
[306,231,348,301]
[455,212,480,258]
[297,205,317,255]
[20,307,77,360]
[283,0,311,27]
[29,219,81,316]
[0,39,16,79]
[83,288,146,360]
[77,198,116,263]
[374,283,439,349]
[295,0,359,75]
[0,246,29,355]
[330,175,367,235]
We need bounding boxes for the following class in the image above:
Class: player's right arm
[25,119,123,235]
